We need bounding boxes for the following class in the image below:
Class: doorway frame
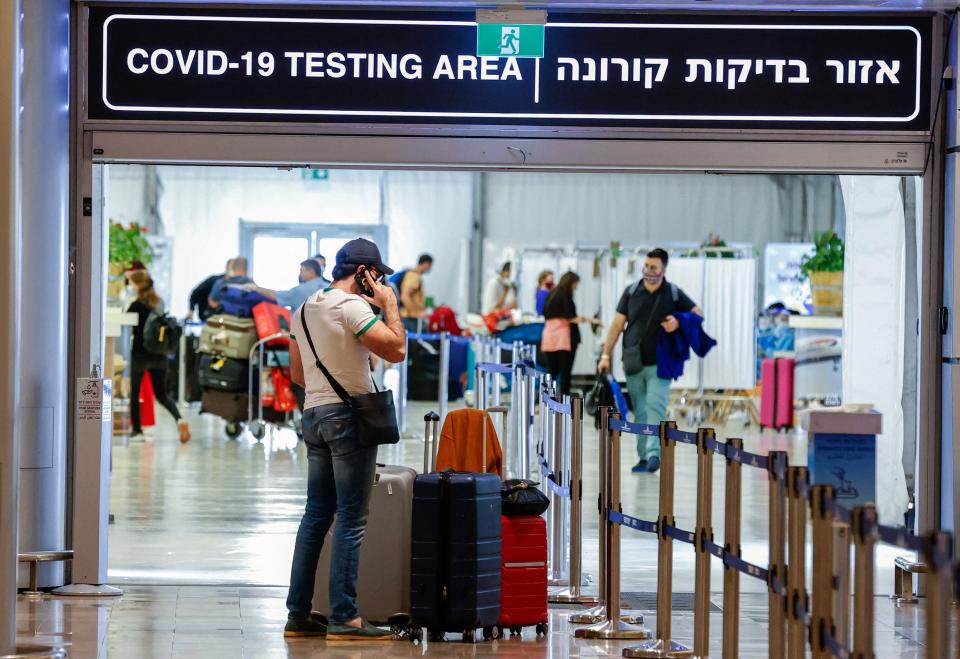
[69,4,950,573]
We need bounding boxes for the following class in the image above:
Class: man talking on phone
[284,238,406,640]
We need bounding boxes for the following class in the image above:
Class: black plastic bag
[501,479,550,517]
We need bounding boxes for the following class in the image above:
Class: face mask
[298,275,305,284]
[544,281,554,290]
[643,268,663,286]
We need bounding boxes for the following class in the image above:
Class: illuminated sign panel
[87,8,932,131]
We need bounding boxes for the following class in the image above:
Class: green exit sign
[476,24,544,58]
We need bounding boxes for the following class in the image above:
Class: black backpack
[143,310,181,357]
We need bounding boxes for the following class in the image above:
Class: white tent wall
[839,176,910,526]
[106,166,473,318]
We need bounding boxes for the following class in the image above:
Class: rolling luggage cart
[243,333,300,440]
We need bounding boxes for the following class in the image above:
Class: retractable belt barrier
[564,407,957,659]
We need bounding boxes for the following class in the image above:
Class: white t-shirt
[291,287,379,409]
[482,276,515,314]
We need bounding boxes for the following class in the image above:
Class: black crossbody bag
[298,306,400,448]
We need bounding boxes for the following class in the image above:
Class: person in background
[284,238,405,640]
[208,256,253,311]
[187,258,232,321]
[597,248,701,473]
[535,270,554,316]
[126,269,191,443]
[312,253,332,287]
[482,261,517,314]
[540,272,599,398]
[392,254,434,330]
[245,259,326,311]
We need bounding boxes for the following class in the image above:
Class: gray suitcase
[313,463,417,624]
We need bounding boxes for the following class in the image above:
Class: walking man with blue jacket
[597,248,703,473]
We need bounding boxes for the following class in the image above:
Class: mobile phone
[355,267,375,297]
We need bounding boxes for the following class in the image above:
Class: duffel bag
[199,314,258,359]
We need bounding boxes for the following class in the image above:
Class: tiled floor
[15,398,959,656]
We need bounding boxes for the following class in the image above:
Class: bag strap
[297,306,354,408]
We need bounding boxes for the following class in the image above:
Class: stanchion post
[623,420,688,657]
[810,484,836,659]
[768,451,788,659]
[398,335,409,434]
[510,355,525,480]
[438,332,450,430]
[576,411,650,640]
[492,337,502,407]
[548,393,568,587]
[833,523,851,647]
[693,428,716,657]
[786,466,809,659]
[722,438,744,659]
[524,362,536,480]
[551,395,598,605]
[851,504,877,659]
[923,530,953,659]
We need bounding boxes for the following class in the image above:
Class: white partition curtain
[839,176,909,525]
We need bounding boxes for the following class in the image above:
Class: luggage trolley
[239,333,301,440]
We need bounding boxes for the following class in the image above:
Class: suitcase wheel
[249,420,266,440]
[462,629,475,644]
[225,422,242,439]
[482,625,501,641]
[536,622,549,637]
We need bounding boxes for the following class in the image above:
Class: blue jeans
[286,404,378,623]
[625,365,670,461]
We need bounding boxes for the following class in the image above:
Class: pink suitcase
[760,357,795,430]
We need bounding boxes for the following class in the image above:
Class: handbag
[540,318,572,352]
[622,344,644,375]
[297,307,400,448]
[501,479,550,516]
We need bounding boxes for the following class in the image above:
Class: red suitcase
[760,357,795,430]
[252,302,291,347]
[498,515,549,636]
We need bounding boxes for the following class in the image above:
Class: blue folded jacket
[656,312,717,380]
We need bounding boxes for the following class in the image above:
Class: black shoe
[631,460,648,473]
[326,619,394,641]
[284,613,328,637]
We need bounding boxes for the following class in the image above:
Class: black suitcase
[410,467,502,642]
[407,339,459,402]
[197,354,248,392]
[166,335,203,403]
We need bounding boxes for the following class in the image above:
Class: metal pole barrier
[492,337,502,407]
[624,420,687,657]
[810,484,836,659]
[398,335,409,435]
[438,332,450,430]
[548,392,568,587]
[924,530,953,659]
[523,362,536,480]
[692,428,716,657]
[786,467,809,659]
[551,395,599,605]
[768,451,789,659]
[576,411,651,640]
[722,438,744,659]
[510,354,525,480]
[178,330,187,406]
[851,504,877,659]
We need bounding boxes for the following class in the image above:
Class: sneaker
[284,613,328,637]
[631,460,648,473]
[647,456,661,473]
[326,619,395,641]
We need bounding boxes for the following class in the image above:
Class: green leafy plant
[109,222,154,268]
[800,230,844,278]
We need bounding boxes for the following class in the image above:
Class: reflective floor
[15,399,958,656]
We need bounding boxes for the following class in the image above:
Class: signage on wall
[87,8,932,131]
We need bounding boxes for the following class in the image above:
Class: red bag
[483,309,513,334]
[270,366,298,413]
[760,357,795,430]
[252,302,291,347]
[429,305,462,335]
[498,515,548,632]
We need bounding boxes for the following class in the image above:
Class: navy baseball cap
[336,238,394,276]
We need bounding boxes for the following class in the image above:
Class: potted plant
[107,222,154,299]
[800,230,844,316]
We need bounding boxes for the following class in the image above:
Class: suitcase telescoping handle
[423,411,440,474]
[483,406,509,479]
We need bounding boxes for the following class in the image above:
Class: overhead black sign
[87,8,932,131]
